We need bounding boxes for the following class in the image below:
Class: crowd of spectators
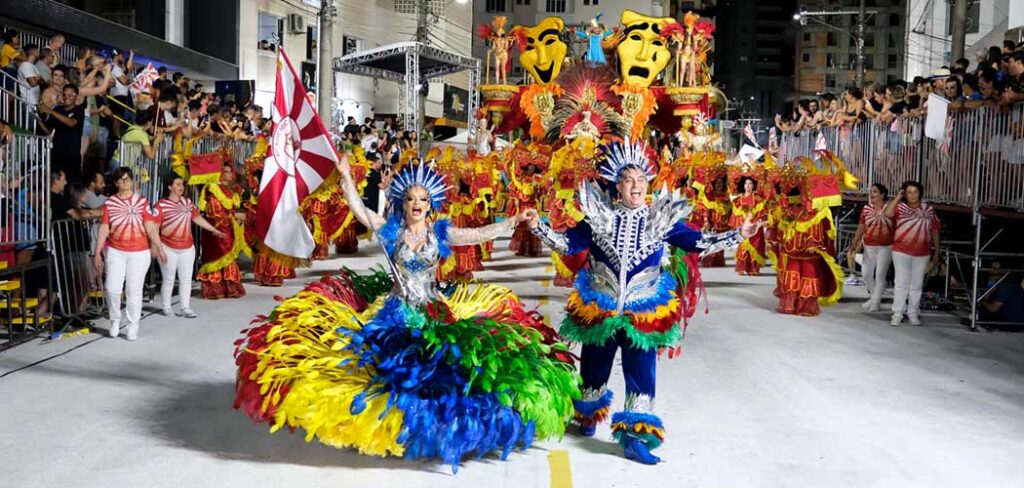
[776,40,1024,133]
[2,29,272,187]
[1,28,276,332]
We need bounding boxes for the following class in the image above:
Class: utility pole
[856,0,866,88]
[415,0,428,151]
[318,0,337,129]
[951,0,968,62]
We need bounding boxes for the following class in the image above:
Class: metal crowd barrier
[2,134,52,247]
[14,31,79,70]
[0,134,53,350]
[0,78,39,134]
[50,217,102,328]
[778,104,1024,212]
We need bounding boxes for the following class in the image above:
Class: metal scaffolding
[333,42,481,135]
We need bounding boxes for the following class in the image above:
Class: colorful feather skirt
[233,269,580,471]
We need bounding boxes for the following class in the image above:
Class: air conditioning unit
[288,14,306,34]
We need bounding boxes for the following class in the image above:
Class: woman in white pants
[847,183,894,311]
[93,167,168,341]
[155,175,226,318]
[883,181,941,327]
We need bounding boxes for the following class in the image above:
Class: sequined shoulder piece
[645,184,692,241]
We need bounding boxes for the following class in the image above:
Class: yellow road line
[548,450,573,488]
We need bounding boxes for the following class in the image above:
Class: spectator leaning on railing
[997,51,1024,108]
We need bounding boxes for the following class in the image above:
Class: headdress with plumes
[388,161,449,211]
[598,139,656,182]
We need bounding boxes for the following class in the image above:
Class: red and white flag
[129,64,160,100]
[256,50,337,259]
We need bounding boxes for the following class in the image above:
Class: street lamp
[794,5,877,89]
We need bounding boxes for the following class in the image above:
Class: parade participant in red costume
[197,163,250,299]
[774,164,844,316]
[729,166,767,276]
[240,138,297,287]
[690,169,732,267]
[506,153,546,257]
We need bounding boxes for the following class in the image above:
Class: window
[887,53,898,69]
[546,0,566,13]
[888,33,898,49]
[516,0,530,4]
[863,33,874,48]
[487,0,506,12]
[826,53,836,67]
[825,74,836,89]
[827,32,837,47]
[889,13,901,27]
[343,35,363,56]
[258,12,283,52]
[802,53,810,63]
[803,32,811,43]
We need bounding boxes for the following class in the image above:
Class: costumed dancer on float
[729,166,768,276]
[233,155,579,471]
[525,140,748,465]
[197,161,251,299]
[575,15,613,65]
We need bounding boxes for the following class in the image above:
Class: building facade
[715,0,796,118]
[793,0,905,98]
[904,0,1011,79]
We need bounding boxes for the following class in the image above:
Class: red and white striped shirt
[893,202,940,257]
[859,203,894,247]
[155,197,200,250]
[102,193,157,252]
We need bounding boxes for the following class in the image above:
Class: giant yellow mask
[616,10,676,87]
[518,17,567,86]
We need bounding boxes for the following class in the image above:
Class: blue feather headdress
[388,161,449,211]
[598,139,656,183]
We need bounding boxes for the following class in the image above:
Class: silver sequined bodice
[392,233,441,307]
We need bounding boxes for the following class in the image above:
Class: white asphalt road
[2,238,1022,488]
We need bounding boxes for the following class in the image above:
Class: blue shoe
[623,437,661,465]
[578,424,596,437]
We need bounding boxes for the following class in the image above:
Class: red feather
[511,26,529,54]
[476,23,495,40]
[660,22,684,39]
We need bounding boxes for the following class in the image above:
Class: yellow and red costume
[197,168,251,299]
[773,154,857,316]
[505,143,550,257]
[688,158,731,267]
[728,165,768,276]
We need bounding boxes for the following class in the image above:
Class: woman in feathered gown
[233,155,579,471]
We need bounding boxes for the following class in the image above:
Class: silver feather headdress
[388,161,449,210]
[598,139,656,183]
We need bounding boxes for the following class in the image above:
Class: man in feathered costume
[525,140,748,464]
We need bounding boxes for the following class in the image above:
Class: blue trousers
[580,329,656,407]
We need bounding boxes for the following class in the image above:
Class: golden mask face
[616,10,675,87]
[518,17,567,86]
